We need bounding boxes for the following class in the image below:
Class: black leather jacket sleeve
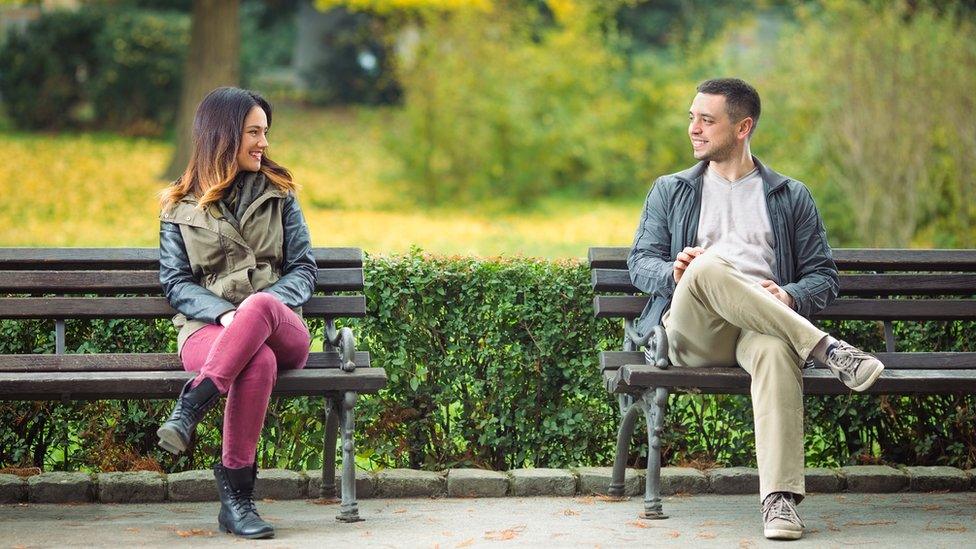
[260,195,317,308]
[159,221,236,323]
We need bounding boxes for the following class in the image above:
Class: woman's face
[236,105,269,172]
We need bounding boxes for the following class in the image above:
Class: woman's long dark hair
[160,87,296,211]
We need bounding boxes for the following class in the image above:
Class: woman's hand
[219,310,236,327]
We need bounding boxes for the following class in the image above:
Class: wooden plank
[0,368,388,400]
[0,269,364,294]
[0,295,367,319]
[592,270,976,296]
[0,248,364,270]
[594,296,976,321]
[0,351,371,372]
[587,247,976,272]
[611,365,976,395]
[600,351,976,372]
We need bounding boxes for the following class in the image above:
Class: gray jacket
[159,174,316,350]
[627,158,839,338]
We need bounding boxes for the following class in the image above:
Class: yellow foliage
[314,0,491,14]
[0,105,638,258]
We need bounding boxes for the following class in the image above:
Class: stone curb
[904,466,970,492]
[374,469,445,498]
[574,467,642,497]
[447,469,508,497]
[28,472,94,503]
[840,465,907,493]
[97,472,166,503]
[305,469,376,499]
[708,467,759,494]
[0,474,28,503]
[805,467,845,493]
[12,466,975,503]
[660,467,708,495]
[509,468,577,497]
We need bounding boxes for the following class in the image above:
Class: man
[627,78,884,540]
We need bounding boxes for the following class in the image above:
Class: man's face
[688,93,743,163]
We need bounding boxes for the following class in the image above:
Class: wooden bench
[0,247,386,522]
[589,247,976,518]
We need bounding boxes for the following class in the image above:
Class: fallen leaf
[574,496,595,505]
[260,498,276,503]
[594,494,627,502]
[484,525,526,541]
[738,539,755,548]
[666,530,681,538]
[923,504,943,511]
[925,521,968,533]
[124,528,140,533]
[700,520,733,527]
[455,539,475,548]
[394,508,407,514]
[626,520,649,529]
[561,509,580,516]
[843,520,896,527]
[309,498,340,505]
[696,532,717,539]
[175,529,213,538]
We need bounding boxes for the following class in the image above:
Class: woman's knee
[236,345,278,387]
[239,291,282,313]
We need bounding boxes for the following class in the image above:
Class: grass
[2,105,641,258]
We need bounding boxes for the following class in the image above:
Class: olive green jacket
[158,174,317,351]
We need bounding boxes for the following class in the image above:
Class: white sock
[810,335,838,364]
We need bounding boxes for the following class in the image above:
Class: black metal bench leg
[321,397,340,499]
[336,391,363,523]
[609,399,641,497]
[639,387,669,519]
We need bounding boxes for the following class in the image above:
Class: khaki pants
[663,252,827,501]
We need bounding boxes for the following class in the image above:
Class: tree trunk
[163,0,241,181]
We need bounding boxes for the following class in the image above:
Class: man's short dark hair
[696,78,761,136]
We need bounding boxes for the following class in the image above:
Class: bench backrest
[589,247,976,353]
[0,247,366,354]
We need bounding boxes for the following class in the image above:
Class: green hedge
[1,253,974,472]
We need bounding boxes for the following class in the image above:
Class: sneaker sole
[156,426,187,454]
[850,363,885,392]
[764,528,803,540]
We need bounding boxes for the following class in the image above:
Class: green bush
[90,10,190,135]
[0,9,103,129]
[1,253,973,473]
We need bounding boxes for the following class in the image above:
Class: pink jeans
[180,292,311,468]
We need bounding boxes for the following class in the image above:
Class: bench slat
[0,368,387,400]
[0,269,364,293]
[606,365,976,395]
[592,269,976,296]
[0,351,371,372]
[600,351,976,372]
[588,247,976,272]
[0,247,364,270]
[0,296,367,319]
[594,296,976,321]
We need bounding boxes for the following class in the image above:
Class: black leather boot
[156,377,219,454]
[214,463,275,539]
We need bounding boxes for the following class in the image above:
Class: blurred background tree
[1,0,974,247]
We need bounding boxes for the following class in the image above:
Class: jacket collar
[674,156,790,194]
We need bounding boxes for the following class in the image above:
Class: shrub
[1,253,973,473]
[90,10,190,136]
[0,9,103,129]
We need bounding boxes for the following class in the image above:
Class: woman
[156,87,316,539]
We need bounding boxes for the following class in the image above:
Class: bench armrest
[325,319,357,372]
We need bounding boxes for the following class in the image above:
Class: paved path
[3,493,975,548]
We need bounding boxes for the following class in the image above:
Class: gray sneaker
[824,340,885,392]
[762,492,803,540]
